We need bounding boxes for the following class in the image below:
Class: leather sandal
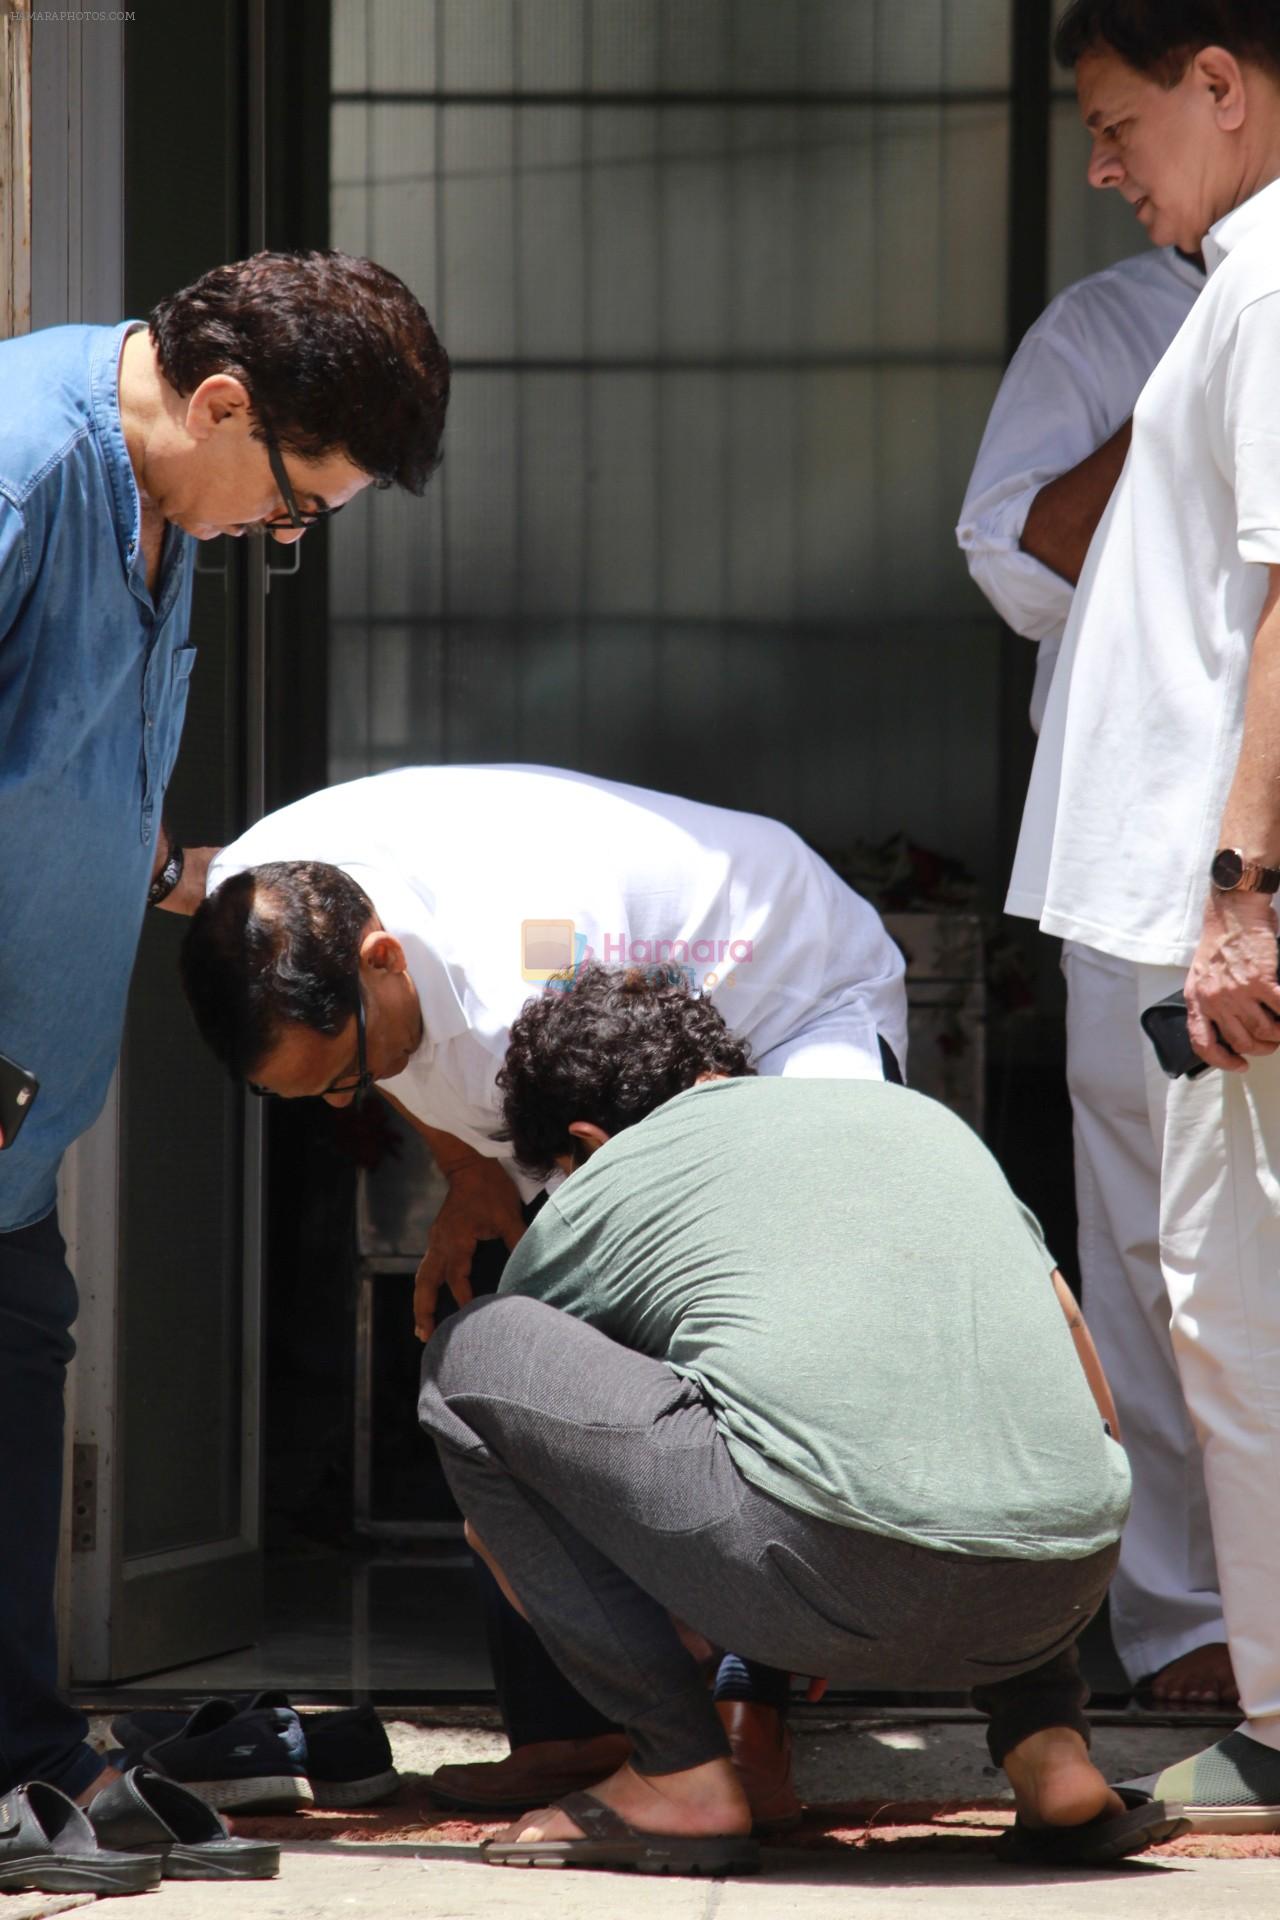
[0,1780,162,1894]
[88,1766,280,1880]
[996,1786,1187,1866]
[480,1788,760,1874]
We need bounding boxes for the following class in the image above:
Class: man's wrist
[1204,885,1277,927]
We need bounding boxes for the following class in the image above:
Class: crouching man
[418,965,1179,1874]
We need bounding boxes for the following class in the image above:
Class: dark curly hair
[180,861,373,1081]
[150,250,450,492]
[497,963,755,1179]
[1055,0,1280,83]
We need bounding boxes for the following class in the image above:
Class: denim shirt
[0,323,196,1230]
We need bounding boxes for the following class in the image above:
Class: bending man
[0,249,447,1806]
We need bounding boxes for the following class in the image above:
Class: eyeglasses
[259,419,345,532]
[248,990,375,1104]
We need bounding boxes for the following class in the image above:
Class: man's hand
[414,1158,526,1342]
[1185,889,1280,1071]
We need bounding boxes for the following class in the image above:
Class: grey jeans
[419,1295,1117,1775]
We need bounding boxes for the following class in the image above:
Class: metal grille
[327,0,1015,892]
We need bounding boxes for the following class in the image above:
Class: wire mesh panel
[329,0,1013,891]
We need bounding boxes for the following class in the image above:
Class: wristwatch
[1209,847,1280,894]
[147,841,185,908]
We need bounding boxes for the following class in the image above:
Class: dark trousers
[466,1224,791,1746]
[474,1043,899,1744]
[421,1295,1113,1775]
[0,1210,97,1796]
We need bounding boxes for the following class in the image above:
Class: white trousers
[1063,942,1224,1681]
[1135,960,1280,1751]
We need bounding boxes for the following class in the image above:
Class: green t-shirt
[499,1078,1130,1560]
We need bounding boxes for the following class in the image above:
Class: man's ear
[567,1120,611,1158]
[359,927,409,975]
[1195,45,1247,132]
[184,373,254,441]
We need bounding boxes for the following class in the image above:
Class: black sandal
[89,1766,280,1880]
[996,1786,1187,1866]
[481,1788,760,1874]
[0,1780,162,1895]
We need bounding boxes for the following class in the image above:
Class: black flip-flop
[996,1786,1188,1866]
[89,1766,280,1880]
[481,1788,760,1874]
[0,1780,162,1895]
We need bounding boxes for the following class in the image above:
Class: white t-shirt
[1007,178,1280,967]
[957,247,1202,732]
[208,765,907,1195]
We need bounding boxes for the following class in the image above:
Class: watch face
[1212,849,1244,890]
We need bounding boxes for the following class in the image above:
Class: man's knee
[417,1293,557,1444]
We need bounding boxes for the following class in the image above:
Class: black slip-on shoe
[89,1766,281,1879]
[122,1699,313,1814]
[114,1692,399,1808]
[0,1781,162,1895]
[294,1702,400,1808]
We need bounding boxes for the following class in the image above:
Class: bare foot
[1002,1726,1124,1831]
[499,1756,751,1845]
[1146,1642,1239,1708]
[73,1762,121,1807]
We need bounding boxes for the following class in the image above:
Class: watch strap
[147,843,185,908]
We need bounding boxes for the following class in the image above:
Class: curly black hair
[497,963,755,1179]
[180,861,373,1081]
[150,250,450,493]
[1055,0,1280,82]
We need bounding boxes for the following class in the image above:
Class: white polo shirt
[956,247,1202,732]
[208,765,907,1195]
[1007,178,1280,967]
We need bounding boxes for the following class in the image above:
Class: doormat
[228,1785,1280,1860]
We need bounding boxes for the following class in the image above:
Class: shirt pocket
[144,643,197,813]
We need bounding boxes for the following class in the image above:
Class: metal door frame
[31,7,270,1683]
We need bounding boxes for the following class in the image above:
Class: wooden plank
[0,0,32,339]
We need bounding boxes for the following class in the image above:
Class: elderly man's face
[173,424,371,545]
[249,957,423,1105]
[1076,44,1239,251]
[147,369,373,543]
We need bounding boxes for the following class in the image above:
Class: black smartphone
[1140,991,1229,1080]
[0,1052,39,1150]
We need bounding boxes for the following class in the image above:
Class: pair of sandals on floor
[480,1779,1186,1873]
[0,1768,279,1896]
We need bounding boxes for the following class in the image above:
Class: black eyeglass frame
[259,419,344,531]
[248,989,375,1103]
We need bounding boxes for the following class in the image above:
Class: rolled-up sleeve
[956,329,1106,644]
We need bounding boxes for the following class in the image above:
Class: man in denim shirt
[0,250,449,1803]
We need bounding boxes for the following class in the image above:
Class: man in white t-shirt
[958,248,1230,1711]
[188,765,906,1332]
[1009,0,1280,1826]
